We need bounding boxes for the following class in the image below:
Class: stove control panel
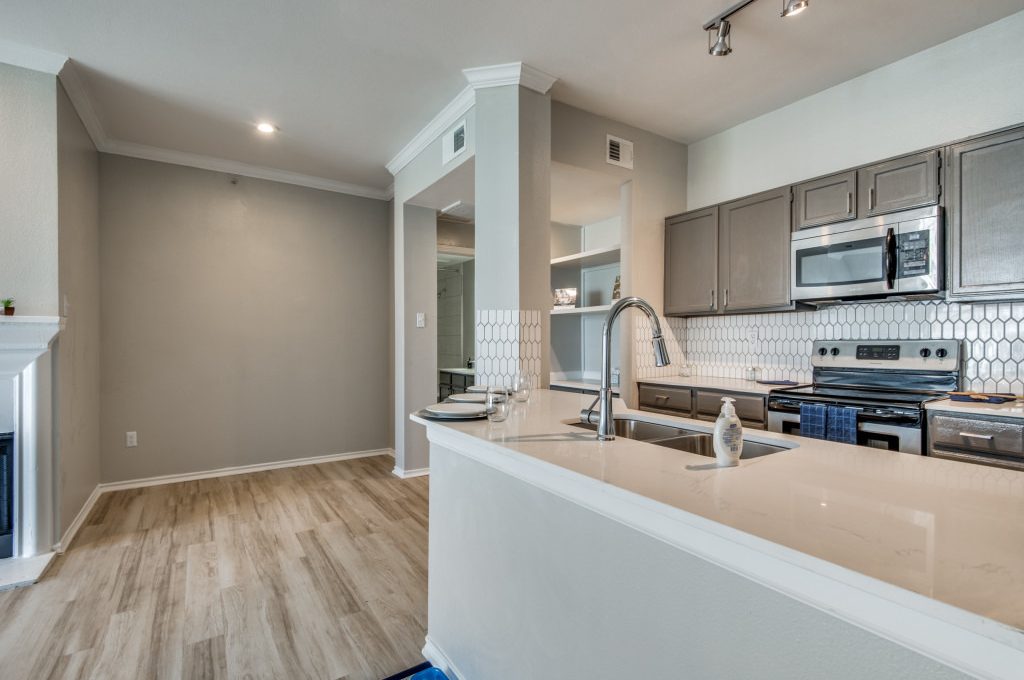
[811,339,961,371]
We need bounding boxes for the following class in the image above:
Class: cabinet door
[858,150,940,216]
[948,127,1024,300]
[664,207,719,315]
[719,187,792,312]
[793,171,856,230]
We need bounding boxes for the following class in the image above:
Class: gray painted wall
[0,63,59,316]
[55,81,102,534]
[98,155,390,482]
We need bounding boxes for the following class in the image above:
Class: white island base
[413,391,1024,680]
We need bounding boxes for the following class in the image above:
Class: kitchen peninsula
[413,389,1024,680]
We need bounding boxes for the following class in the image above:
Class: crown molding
[58,60,109,149]
[385,84,475,176]
[462,62,558,94]
[103,138,391,200]
[0,39,66,75]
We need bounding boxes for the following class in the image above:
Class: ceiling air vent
[606,134,634,169]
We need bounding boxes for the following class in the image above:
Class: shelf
[550,304,613,316]
[550,245,621,269]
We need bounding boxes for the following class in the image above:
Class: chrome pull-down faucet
[580,296,670,441]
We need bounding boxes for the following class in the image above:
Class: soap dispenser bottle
[713,397,743,467]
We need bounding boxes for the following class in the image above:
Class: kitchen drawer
[929,414,1024,459]
[638,384,692,415]
[695,390,766,428]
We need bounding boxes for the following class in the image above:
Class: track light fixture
[703,0,809,56]
[781,0,809,18]
[708,20,732,56]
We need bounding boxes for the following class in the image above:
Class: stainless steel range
[767,339,961,454]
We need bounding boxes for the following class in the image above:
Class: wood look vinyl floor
[0,455,430,680]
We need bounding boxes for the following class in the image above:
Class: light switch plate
[416,312,426,328]
[126,431,138,448]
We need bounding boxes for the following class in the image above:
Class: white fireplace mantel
[0,315,63,588]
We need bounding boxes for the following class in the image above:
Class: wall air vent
[606,134,634,169]
[443,119,467,164]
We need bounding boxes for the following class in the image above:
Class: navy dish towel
[799,403,828,440]
[826,405,859,444]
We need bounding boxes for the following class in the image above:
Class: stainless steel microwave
[791,205,942,303]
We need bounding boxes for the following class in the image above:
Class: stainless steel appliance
[791,205,942,303]
[767,339,961,454]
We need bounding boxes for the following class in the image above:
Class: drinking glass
[511,373,533,403]
[486,387,511,422]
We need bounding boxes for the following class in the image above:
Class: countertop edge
[925,399,1024,419]
[635,376,792,395]
[412,411,1024,679]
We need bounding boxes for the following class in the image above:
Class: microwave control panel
[898,231,930,278]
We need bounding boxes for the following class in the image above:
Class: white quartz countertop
[636,375,802,395]
[927,398,1024,419]
[412,389,1024,642]
[549,378,619,395]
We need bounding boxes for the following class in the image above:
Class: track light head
[781,0,809,17]
[708,20,732,56]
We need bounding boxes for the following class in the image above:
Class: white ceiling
[2,1,1022,196]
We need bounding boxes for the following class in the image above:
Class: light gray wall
[392,109,475,473]
[461,259,475,366]
[400,205,437,472]
[428,445,971,680]
[98,155,390,482]
[436,219,474,249]
[0,63,59,316]
[687,9,1024,209]
[551,102,687,404]
[55,81,101,534]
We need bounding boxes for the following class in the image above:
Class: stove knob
[817,347,828,356]
[935,348,948,358]
[830,347,840,356]
[920,348,932,358]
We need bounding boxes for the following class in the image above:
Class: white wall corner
[0,39,66,75]
[385,85,476,176]
[462,62,558,95]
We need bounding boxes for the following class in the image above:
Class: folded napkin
[799,403,828,440]
[826,405,859,445]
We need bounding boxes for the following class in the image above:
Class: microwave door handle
[883,227,897,289]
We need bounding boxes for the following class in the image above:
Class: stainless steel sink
[654,433,785,459]
[571,418,786,459]
[569,419,686,441]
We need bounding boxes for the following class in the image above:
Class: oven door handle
[883,227,897,290]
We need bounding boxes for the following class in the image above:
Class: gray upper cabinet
[947,126,1024,300]
[858,150,940,217]
[665,207,719,315]
[719,187,792,312]
[792,171,856,230]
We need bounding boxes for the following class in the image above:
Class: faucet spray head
[652,335,670,368]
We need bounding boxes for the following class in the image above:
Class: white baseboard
[98,448,394,493]
[56,484,103,553]
[392,465,430,479]
[422,636,463,680]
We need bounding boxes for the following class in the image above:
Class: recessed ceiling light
[256,122,277,134]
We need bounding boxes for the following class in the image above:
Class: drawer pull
[959,432,994,441]
[655,394,670,402]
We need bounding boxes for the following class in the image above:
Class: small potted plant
[2,298,14,316]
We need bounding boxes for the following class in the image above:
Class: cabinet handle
[868,187,875,210]
[846,192,852,214]
[724,288,729,308]
[655,394,670,402]
[959,432,994,441]
[710,289,715,310]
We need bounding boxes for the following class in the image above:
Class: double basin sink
[571,418,786,460]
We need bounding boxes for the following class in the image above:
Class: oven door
[791,222,894,301]
[767,400,922,454]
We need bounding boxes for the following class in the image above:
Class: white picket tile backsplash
[635,300,1024,393]
[475,310,543,388]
